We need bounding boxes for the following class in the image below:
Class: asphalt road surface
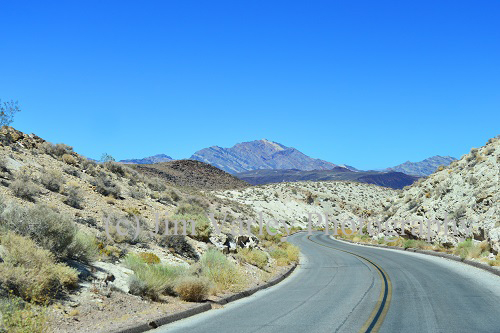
[155,232,500,333]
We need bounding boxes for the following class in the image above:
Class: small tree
[100,153,115,163]
[0,99,21,126]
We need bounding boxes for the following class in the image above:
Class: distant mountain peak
[119,154,173,164]
[386,155,457,177]
[190,139,336,174]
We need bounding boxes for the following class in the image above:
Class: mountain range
[119,140,456,179]
[119,154,173,164]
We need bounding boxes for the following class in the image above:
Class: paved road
[156,232,500,333]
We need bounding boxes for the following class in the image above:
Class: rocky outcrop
[384,137,500,252]
[0,126,45,148]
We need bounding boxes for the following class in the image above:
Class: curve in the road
[307,235,392,333]
[155,232,500,333]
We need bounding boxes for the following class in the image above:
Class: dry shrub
[138,252,161,265]
[200,249,242,292]
[62,154,77,165]
[0,232,78,303]
[64,184,84,209]
[40,169,65,192]
[10,179,39,201]
[0,203,76,258]
[175,276,210,302]
[94,172,121,198]
[104,161,127,177]
[10,168,39,201]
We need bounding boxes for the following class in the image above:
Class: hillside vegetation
[0,126,298,333]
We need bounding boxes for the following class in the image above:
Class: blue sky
[1,1,499,170]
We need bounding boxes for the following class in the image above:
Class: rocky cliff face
[386,156,457,177]
[190,139,336,174]
[384,137,499,252]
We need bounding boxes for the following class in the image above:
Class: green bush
[129,187,145,199]
[66,231,99,263]
[175,203,205,215]
[454,239,489,259]
[0,297,48,333]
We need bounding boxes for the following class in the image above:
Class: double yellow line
[307,235,392,333]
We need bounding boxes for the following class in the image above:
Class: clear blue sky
[1,1,499,170]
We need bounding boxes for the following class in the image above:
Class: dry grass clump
[236,248,268,269]
[269,242,299,266]
[0,232,78,303]
[402,239,432,250]
[200,249,242,292]
[454,239,490,260]
[487,255,500,267]
[174,276,210,302]
[125,253,187,300]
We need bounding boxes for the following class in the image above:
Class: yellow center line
[306,235,392,333]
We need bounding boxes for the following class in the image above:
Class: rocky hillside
[386,155,457,176]
[235,168,418,189]
[119,153,173,164]
[383,137,500,252]
[218,135,500,257]
[190,139,336,174]
[132,160,249,190]
[215,181,396,229]
[0,126,297,333]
